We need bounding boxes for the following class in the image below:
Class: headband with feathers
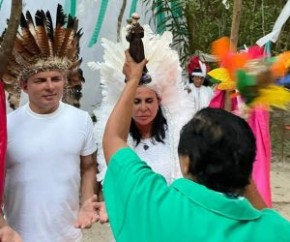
[2,4,84,109]
[187,55,210,78]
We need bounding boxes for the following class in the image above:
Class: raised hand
[123,50,148,84]
[74,194,99,229]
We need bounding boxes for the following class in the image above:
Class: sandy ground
[83,162,290,242]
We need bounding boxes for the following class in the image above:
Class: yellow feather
[251,85,290,109]
[208,67,236,90]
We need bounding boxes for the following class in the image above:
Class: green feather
[209,77,221,84]
[236,70,258,104]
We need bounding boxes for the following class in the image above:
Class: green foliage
[142,0,189,65]
[270,109,290,163]
[238,0,288,53]
[142,0,290,65]
[184,0,232,54]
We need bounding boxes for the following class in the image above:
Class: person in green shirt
[102,51,290,242]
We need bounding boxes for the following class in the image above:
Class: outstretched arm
[103,51,147,163]
[75,152,99,229]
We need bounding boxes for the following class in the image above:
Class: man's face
[21,70,66,114]
[192,76,205,88]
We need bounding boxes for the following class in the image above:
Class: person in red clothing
[0,81,7,210]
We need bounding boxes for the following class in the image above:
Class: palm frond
[141,0,189,65]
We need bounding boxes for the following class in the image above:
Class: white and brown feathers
[2,4,84,109]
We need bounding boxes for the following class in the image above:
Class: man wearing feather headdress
[0,4,106,242]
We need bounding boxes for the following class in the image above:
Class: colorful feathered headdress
[2,4,84,109]
[187,55,210,78]
[208,37,290,109]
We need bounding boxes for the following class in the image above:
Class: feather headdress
[2,4,84,109]
[208,37,290,109]
[187,55,210,78]
[88,25,195,182]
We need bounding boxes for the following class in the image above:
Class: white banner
[256,0,290,46]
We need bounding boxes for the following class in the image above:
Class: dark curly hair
[178,107,256,197]
[130,106,167,145]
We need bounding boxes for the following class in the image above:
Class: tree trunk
[185,3,195,54]
[117,0,127,42]
[223,0,242,112]
[0,0,22,79]
[230,0,243,49]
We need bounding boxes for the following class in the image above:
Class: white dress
[131,134,178,184]
[96,129,182,185]
[187,84,214,112]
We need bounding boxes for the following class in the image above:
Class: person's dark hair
[178,107,256,197]
[130,106,167,145]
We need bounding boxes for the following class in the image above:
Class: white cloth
[187,84,214,112]
[256,0,290,46]
[133,135,178,184]
[4,102,96,242]
[96,129,182,184]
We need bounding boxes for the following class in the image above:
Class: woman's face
[132,86,160,129]
[192,76,205,88]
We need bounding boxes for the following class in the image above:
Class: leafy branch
[142,0,189,65]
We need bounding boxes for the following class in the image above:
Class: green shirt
[104,147,290,242]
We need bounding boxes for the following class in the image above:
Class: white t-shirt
[4,102,96,242]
